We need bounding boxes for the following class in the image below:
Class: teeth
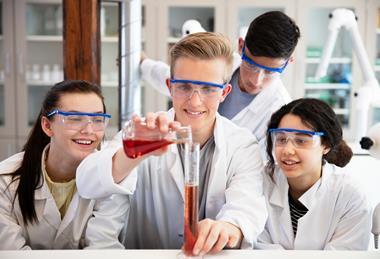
[75,140,93,145]
[187,110,203,115]
[283,160,297,165]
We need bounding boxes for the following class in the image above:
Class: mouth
[72,139,95,146]
[184,109,206,117]
[281,159,300,169]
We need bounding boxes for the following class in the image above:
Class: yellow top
[41,146,76,218]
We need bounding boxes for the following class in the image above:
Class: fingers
[192,220,242,256]
[193,219,228,256]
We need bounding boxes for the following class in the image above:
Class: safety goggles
[169,79,225,100]
[241,45,288,78]
[268,128,325,149]
[47,109,111,132]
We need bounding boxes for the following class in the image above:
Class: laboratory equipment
[315,8,380,141]
[360,122,380,159]
[181,20,205,38]
[179,142,201,259]
[122,118,192,158]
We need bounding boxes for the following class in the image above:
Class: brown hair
[169,32,233,82]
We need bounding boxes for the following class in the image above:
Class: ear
[238,38,244,55]
[220,84,232,103]
[165,78,172,96]
[322,146,331,155]
[288,54,295,63]
[41,116,54,137]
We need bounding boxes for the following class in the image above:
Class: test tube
[183,142,200,256]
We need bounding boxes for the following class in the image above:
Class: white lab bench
[0,250,379,259]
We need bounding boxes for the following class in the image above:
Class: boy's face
[238,38,290,95]
[167,57,231,137]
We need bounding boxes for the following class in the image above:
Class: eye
[201,86,217,94]
[176,84,192,92]
[93,117,105,123]
[275,134,288,144]
[66,115,83,122]
[264,70,276,75]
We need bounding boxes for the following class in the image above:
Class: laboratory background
[0,0,379,249]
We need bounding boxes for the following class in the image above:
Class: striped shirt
[288,191,308,236]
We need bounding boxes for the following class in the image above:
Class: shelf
[306,57,351,64]
[101,36,118,43]
[304,83,350,90]
[101,81,118,87]
[27,35,62,42]
[28,80,57,86]
[333,108,350,115]
[167,36,180,44]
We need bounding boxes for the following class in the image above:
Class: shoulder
[0,152,24,176]
[323,164,368,205]
[0,152,24,193]
[216,114,258,145]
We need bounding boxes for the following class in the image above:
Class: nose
[80,120,95,134]
[282,138,296,154]
[249,70,265,86]
[188,89,203,106]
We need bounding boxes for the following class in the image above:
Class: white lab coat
[76,110,268,249]
[0,152,127,250]
[255,163,372,250]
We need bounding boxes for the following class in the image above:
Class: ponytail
[324,140,353,167]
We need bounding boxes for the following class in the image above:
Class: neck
[287,167,322,200]
[45,146,78,182]
[192,120,215,147]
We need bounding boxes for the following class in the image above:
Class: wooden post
[63,0,100,84]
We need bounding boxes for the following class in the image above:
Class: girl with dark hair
[0,80,126,249]
[256,98,371,250]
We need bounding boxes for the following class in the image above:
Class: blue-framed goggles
[170,79,225,89]
[241,45,289,74]
[268,128,326,149]
[47,109,111,131]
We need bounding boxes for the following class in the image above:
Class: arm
[76,131,139,199]
[0,177,31,250]
[84,194,130,249]
[76,113,179,199]
[140,58,171,96]
[324,187,371,250]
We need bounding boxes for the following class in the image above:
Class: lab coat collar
[165,109,225,207]
[269,163,333,210]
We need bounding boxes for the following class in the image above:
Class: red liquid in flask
[123,139,173,159]
[183,184,199,256]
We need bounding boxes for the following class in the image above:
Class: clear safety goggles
[169,79,225,100]
[241,45,288,78]
[47,109,111,132]
[268,128,325,149]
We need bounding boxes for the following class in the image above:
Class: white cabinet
[0,0,121,160]
[367,0,380,125]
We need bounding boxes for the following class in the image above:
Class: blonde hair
[169,32,233,83]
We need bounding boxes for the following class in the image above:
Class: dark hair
[245,11,300,59]
[266,98,353,176]
[8,80,105,225]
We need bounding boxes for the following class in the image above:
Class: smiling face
[41,92,105,164]
[168,57,231,142]
[274,114,330,188]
